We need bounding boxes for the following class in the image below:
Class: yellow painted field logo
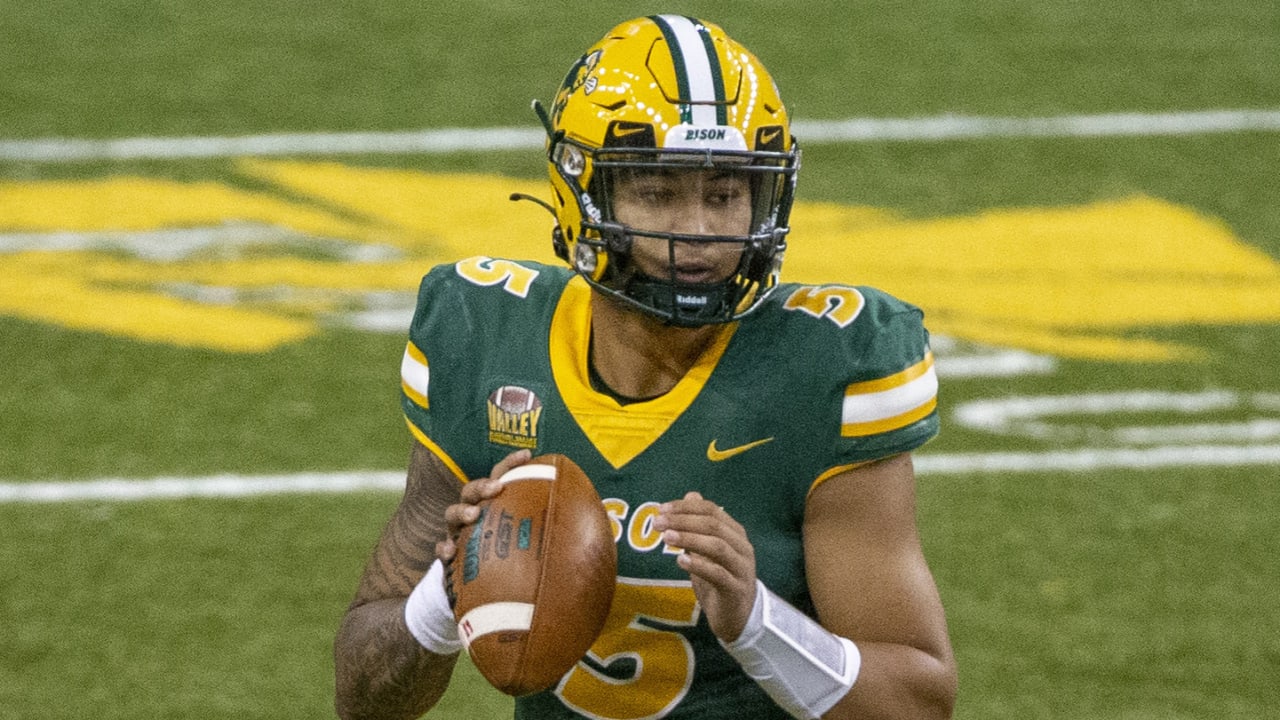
[3,159,1279,359]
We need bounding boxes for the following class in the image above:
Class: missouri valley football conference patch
[487,385,543,450]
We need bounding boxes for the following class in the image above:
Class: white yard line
[913,444,1280,475]
[0,471,406,503]
[2,109,1279,163]
[3,444,1277,503]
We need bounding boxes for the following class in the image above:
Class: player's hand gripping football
[435,449,532,573]
[655,491,758,643]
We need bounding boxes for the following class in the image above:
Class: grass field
[2,1,1279,718]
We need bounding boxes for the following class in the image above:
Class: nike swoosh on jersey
[706,437,775,462]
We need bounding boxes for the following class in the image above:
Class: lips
[672,264,717,284]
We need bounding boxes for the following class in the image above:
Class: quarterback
[335,15,956,720]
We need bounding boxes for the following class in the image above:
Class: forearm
[798,456,957,720]
[334,598,459,720]
[720,579,954,720]
[822,641,955,720]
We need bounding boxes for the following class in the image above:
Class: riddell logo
[487,385,543,449]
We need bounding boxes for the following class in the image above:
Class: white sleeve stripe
[842,365,938,425]
[400,344,430,407]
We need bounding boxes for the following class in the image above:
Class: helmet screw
[574,242,598,274]
[559,145,586,177]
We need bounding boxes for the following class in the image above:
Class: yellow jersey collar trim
[550,276,736,469]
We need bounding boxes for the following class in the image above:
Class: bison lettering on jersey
[603,498,684,555]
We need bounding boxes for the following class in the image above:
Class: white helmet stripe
[653,15,722,126]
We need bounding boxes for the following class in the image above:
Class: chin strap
[623,273,738,326]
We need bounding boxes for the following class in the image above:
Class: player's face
[611,168,751,284]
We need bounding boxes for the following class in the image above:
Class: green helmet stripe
[651,15,725,126]
[687,16,729,125]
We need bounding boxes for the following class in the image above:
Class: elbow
[924,651,959,720]
[334,696,358,720]
[834,645,957,720]
[333,655,374,720]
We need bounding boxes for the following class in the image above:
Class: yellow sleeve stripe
[403,417,469,484]
[841,352,938,437]
[807,460,874,498]
[400,341,430,409]
[844,351,934,395]
[841,396,937,438]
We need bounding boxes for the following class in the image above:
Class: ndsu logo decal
[486,385,543,450]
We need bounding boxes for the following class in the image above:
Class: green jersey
[400,256,939,719]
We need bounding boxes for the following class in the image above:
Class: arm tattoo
[334,441,464,720]
[353,442,460,604]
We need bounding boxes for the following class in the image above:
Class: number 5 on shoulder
[455,257,540,298]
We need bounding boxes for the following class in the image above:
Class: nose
[670,196,715,237]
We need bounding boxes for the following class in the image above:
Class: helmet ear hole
[743,237,780,283]
[552,226,569,262]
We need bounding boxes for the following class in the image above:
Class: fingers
[435,536,457,564]
[655,493,751,553]
[444,487,489,535]
[656,493,758,641]
[444,449,533,542]
[489,448,532,481]
[655,493,755,584]
[457,449,532,505]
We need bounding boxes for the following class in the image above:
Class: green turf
[0,318,408,479]
[3,1,1279,718]
[920,469,1280,719]
[1,475,1274,718]
[0,493,515,719]
[3,1,1278,138]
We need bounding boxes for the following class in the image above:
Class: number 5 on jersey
[555,579,700,720]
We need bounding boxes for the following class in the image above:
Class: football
[450,453,617,696]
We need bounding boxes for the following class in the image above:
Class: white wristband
[403,559,464,654]
[721,580,861,720]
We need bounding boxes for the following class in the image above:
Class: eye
[626,181,676,205]
[706,182,747,208]
[708,188,739,205]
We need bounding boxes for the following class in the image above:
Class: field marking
[913,444,1280,474]
[2,109,1279,162]
[0,471,406,504]
[953,390,1280,443]
[2,444,1277,504]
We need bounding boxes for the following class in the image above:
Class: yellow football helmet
[535,15,800,326]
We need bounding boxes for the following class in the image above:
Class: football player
[335,15,956,720]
